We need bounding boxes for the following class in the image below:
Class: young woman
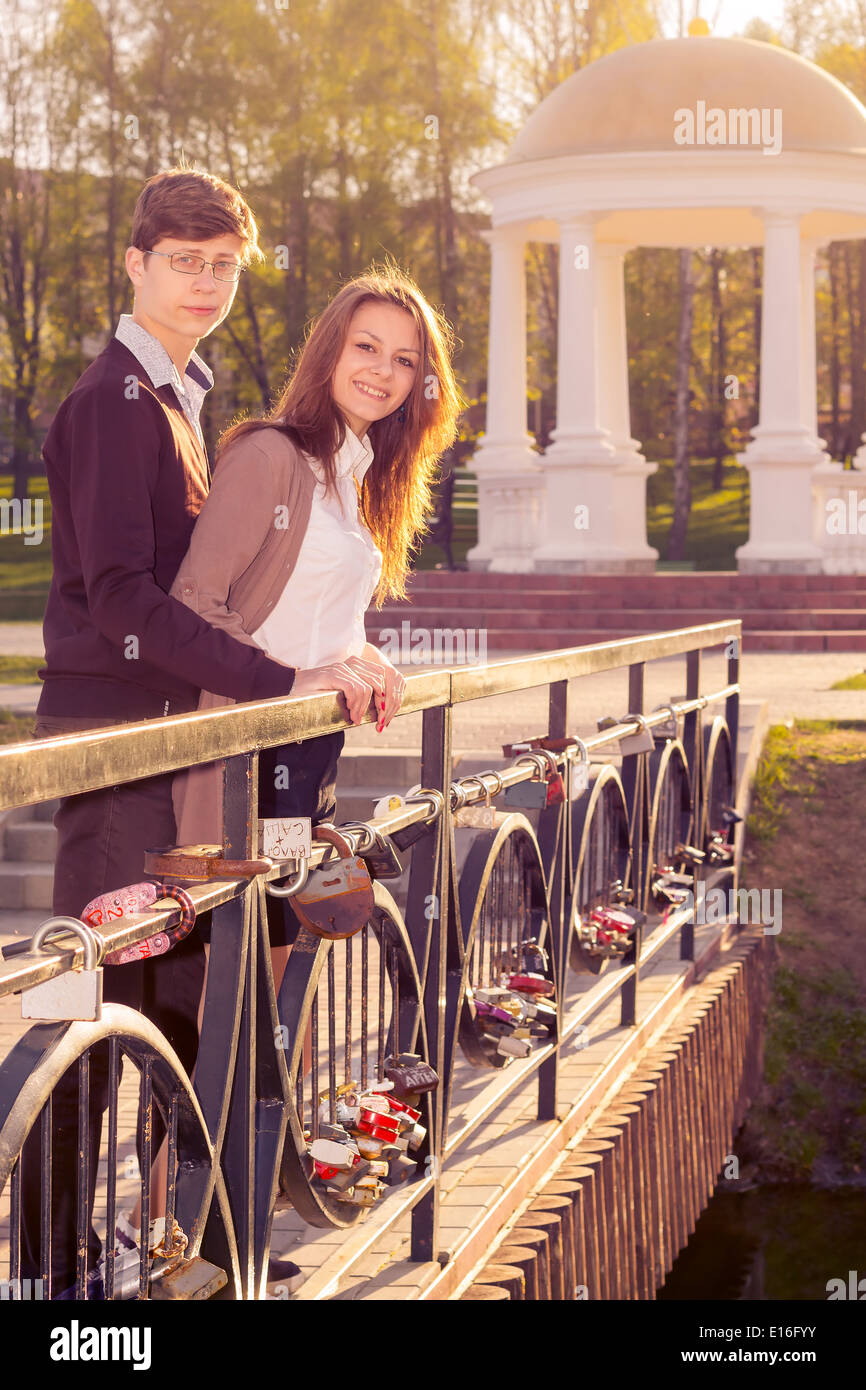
[113,263,461,1289]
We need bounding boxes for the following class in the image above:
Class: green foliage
[0,657,42,684]
[830,671,866,690]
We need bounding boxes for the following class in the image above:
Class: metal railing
[0,620,741,1299]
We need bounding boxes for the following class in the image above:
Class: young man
[21,166,369,1297]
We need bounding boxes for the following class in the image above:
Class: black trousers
[20,712,205,1292]
[19,716,343,1291]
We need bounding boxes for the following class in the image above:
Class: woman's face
[331,301,421,440]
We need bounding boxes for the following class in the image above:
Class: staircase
[373,572,866,653]
[0,800,58,944]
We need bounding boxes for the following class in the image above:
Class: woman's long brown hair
[218,261,463,605]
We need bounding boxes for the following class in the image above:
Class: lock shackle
[565,737,590,767]
[514,750,548,781]
[622,711,651,737]
[30,916,105,971]
[533,746,562,779]
[449,779,469,810]
[477,768,504,798]
[404,787,445,824]
[267,823,352,899]
[339,821,378,854]
[655,702,682,728]
[264,857,310,898]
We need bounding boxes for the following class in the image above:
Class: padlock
[520,938,549,976]
[609,879,634,905]
[309,1138,360,1172]
[338,1185,380,1207]
[356,1110,400,1143]
[475,1000,518,1032]
[497,1034,531,1059]
[291,827,375,940]
[357,827,405,881]
[318,1098,360,1128]
[652,869,693,905]
[453,804,499,829]
[527,997,557,1032]
[355,1133,388,1160]
[383,1155,417,1186]
[505,752,549,809]
[474,987,514,1006]
[508,972,554,998]
[617,713,655,756]
[505,749,565,809]
[356,1094,391,1116]
[22,918,104,1021]
[721,805,744,829]
[383,1098,421,1124]
[530,748,567,806]
[317,1122,353,1143]
[321,1159,372,1191]
[403,1123,426,1152]
[705,832,734,865]
[143,844,272,881]
[452,772,501,829]
[81,882,197,965]
[674,843,706,866]
[383,1053,439,1099]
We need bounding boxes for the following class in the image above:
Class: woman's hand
[287,647,407,729]
[347,644,408,730]
[288,662,379,725]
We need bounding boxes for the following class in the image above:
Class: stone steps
[371,571,866,652]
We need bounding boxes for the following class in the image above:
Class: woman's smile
[354,379,388,400]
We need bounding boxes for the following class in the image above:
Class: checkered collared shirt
[114,313,214,445]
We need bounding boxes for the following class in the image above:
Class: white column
[467,225,542,573]
[799,238,821,439]
[597,243,658,572]
[533,217,625,572]
[736,210,825,573]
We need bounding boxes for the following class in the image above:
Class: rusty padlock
[291,827,375,940]
[143,844,273,881]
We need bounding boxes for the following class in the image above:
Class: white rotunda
[468,32,866,574]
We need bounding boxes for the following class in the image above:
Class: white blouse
[251,427,383,669]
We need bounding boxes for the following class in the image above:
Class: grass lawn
[830,672,866,690]
[740,720,866,1182]
[0,656,43,683]
[0,708,35,745]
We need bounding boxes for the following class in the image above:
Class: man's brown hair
[130,165,264,264]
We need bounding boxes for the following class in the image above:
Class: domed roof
[507,36,866,163]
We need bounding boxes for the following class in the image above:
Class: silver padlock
[21,917,104,1022]
[618,713,655,756]
[567,738,591,800]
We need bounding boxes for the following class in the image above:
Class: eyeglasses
[142,249,246,283]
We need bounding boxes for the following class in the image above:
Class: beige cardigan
[169,427,317,846]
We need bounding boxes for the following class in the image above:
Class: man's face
[125,234,245,347]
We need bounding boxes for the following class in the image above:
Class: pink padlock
[81,882,196,965]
